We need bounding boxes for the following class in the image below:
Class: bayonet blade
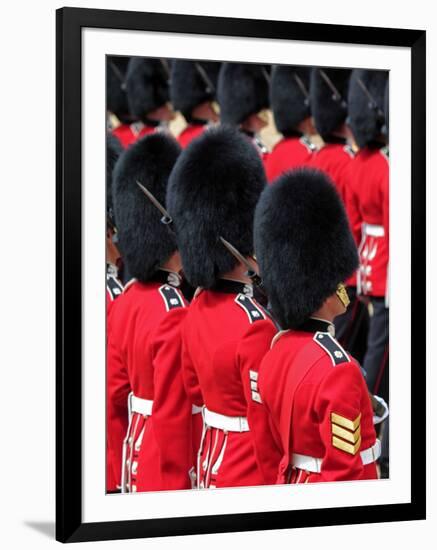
[319,69,342,102]
[136,180,173,225]
[293,72,309,101]
[195,62,215,94]
[219,237,253,272]
[357,78,384,120]
[219,236,266,295]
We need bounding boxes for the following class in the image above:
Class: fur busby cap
[271,65,311,135]
[107,56,132,124]
[112,132,181,282]
[348,69,388,148]
[310,68,351,140]
[254,168,359,329]
[170,60,220,121]
[125,58,170,123]
[106,133,123,224]
[383,79,389,138]
[217,63,270,125]
[167,125,266,288]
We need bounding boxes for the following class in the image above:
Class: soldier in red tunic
[105,133,124,492]
[106,132,183,493]
[107,56,136,145]
[109,58,174,149]
[105,134,124,317]
[166,126,274,488]
[135,305,204,492]
[250,168,380,483]
[348,69,389,477]
[170,60,221,148]
[348,69,389,323]
[265,65,316,182]
[307,68,367,359]
[307,68,358,235]
[217,63,271,165]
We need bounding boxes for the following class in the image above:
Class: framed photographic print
[56,6,426,543]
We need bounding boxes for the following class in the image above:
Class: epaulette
[158,284,185,312]
[300,135,317,153]
[343,144,355,158]
[130,121,145,137]
[313,331,351,366]
[253,136,269,155]
[235,294,267,324]
[380,146,389,161]
[106,276,123,301]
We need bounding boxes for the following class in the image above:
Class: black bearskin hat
[310,68,351,140]
[170,60,220,121]
[106,133,123,225]
[348,69,388,148]
[167,125,266,288]
[254,168,358,329]
[112,132,181,283]
[125,58,171,123]
[107,56,131,124]
[383,79,389,138]
[217,63,270,125]
[271,65,311,135]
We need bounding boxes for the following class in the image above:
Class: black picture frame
[56,6,426,543]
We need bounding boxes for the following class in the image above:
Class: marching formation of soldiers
[106,57,389,493]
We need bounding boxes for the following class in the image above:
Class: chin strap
[336,282,350,308]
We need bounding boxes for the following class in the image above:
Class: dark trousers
[363,297,389,397]
[363,296,389,478]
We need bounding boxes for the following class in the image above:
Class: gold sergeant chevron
[331,412,362,455]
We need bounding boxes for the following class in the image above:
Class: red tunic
[265,136,314,183]
[136,307,203,492]
[181,280,271,488]
[112,122,155,149]
[105,265,124,491]
[255,319,378,483]
[236,320,282,484]
[350,147,389,298]
[309,142,359,286]
[177,124,205,148]
[106,275,187,492]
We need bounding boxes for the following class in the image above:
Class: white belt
[130,395,153,416]
[292,440,381,473]
[363,223,385,237]
[131,396,202,416]
[203,407,250,432]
